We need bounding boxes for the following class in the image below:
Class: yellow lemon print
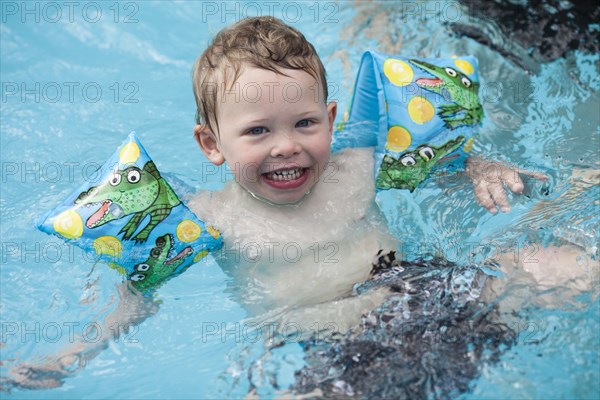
[383,58,414,86]
[53,210,84,239]
[193,250,209,263]
[454,59,474,75]
[408,97,435,124]
[385,126,412,152]
[119,142,140,165]
[93,236,123,258]
[177,220,201,243]
[206,226,221,239]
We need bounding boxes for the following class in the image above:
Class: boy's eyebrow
[238,108,324,126]
[295,110,321,118]
[242,112,320,125]
[241,118,270,125]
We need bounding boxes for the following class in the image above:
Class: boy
[7,16,594,390]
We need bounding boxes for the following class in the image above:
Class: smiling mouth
[263,167,307,181]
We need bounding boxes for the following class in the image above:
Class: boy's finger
[519,169,549,181]
[474,183,497,213]
[502,173,525,194]
[489,183,511,212]
[501,165,549,183]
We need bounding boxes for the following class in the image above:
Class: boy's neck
[235,181,311,208]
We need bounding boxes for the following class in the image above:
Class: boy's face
[196,66,337,205]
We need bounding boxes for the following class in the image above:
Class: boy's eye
[296,119,312,128]
[247,127,266,135]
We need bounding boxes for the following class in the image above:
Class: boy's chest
[187,148,395,311]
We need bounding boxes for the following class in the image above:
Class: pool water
[1,1,598,398]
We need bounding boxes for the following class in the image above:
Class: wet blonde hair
[192,16,328,134]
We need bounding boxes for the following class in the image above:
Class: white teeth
[265,168,304,181]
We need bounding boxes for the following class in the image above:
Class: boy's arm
[4,283,158,390]
[465,156,548,213]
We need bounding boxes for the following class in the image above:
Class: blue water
[1,1,598,398]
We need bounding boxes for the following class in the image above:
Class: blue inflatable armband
[37,132,222,293]
[334,51,483,192]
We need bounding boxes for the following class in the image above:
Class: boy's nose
[270,133,302,158]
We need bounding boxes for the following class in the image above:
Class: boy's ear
[194,124,225,166]
[326,102,338,136]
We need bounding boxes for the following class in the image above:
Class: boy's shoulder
[326,146,375,191]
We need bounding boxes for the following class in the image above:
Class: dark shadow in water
[292,256,515,399]
[452,0,599,70]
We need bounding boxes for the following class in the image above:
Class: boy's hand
[4,357,75,390]
[465,157,548,214]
